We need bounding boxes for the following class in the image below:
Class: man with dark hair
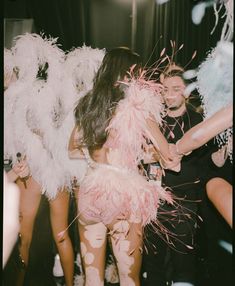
[142,65,207,286]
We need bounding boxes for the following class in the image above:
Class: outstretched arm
[68,125,85,159]
[175,105,232,156]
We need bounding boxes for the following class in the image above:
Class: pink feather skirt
[78,163,173,226]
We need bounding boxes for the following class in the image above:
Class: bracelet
[175,140,191,156]
[158,158,165,169]
[19,174,32,189]
[20,174,32,181]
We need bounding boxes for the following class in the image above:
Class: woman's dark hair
[74,47,141,151]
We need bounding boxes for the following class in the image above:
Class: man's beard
[168,100,185,111]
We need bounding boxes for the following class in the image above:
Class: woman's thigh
[78,219,108,285]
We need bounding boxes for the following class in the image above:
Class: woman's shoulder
[90,146,109,164]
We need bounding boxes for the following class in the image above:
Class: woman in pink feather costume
[68,47,179,286]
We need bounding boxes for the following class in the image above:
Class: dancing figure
[69,47,179,286]
[4,33,84,286]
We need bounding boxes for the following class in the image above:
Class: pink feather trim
[105,77,164,169]
[78,163,173,226]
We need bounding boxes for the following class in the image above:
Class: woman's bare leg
[206,177,232,228]
[17,177,42,285]
[108,219,143,286]
[49,189,74,286]
[78,218,107,286]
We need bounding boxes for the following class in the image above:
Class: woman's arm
[176,105,232,156]
[6,169,19,183]
[146,118,172,161]
[68,125,85,159]
[3,171,20,268]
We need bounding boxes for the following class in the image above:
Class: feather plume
[196,41,233,161]
[106,76,164,169]
[61,45,105,116]
[12,33,64,84]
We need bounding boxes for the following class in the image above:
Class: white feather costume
[52,45,106,191]
[5,36,105,199]
[4,34,71,199]
[197,41,233,118]
[4,48,15,80]
[4,33,66,199]
[197,41,233,161]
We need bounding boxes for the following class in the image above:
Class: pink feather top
[105,72,165,170]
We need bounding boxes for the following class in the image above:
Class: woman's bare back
[90,146,109,164]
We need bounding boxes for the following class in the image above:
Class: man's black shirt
[161,104,206,191]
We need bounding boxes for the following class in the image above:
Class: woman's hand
[12,157,30,179]
[142,142,161,164]
[211,145,228,167]
[160,144,182,172]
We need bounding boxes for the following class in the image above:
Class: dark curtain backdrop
[151,0,224,68]
[4,0,224,68]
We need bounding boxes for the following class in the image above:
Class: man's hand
[160,143,182,172]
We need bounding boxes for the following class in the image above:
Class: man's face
[162,76,185,110]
